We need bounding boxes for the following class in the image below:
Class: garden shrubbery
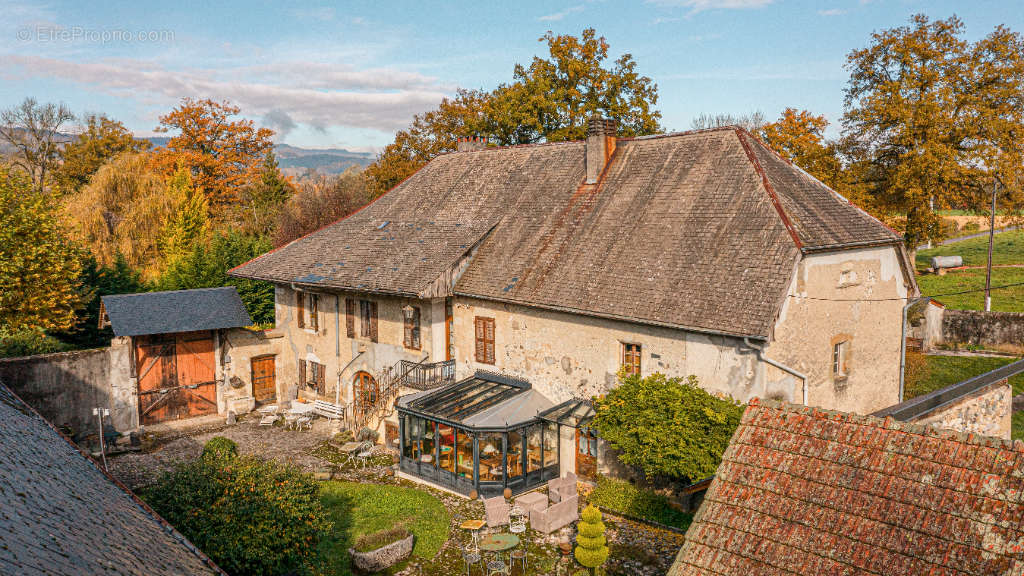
[586,476,693,530]
[144,438,330,576]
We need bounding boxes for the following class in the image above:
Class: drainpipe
[899,297,927,403]
[743,337,808,405]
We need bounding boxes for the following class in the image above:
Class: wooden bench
[313,400,345,421]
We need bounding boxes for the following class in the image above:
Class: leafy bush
[357,426,379,443]
[586,476,693,530]
[592,372,743,483]
[201,436,238,461]
[144,454,330,576]
[353,524,410,552]
[0,328,72,358]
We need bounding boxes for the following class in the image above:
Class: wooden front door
[251,355,276,403]
[353,371,378,422]
[575,427,598,480]
[136,331,219,425]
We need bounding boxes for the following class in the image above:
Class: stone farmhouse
[226,117,919,496]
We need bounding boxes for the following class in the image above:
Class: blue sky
[0,0,1019,151]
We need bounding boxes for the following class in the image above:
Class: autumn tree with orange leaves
[153,98,274,212]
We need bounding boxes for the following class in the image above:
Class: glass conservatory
[396,371,560,497]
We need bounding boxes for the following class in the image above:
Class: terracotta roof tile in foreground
[669,400,1024,576]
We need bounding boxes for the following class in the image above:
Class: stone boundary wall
[0,347,114,439]
[936,309,1024,353]
[912,381,1012,440]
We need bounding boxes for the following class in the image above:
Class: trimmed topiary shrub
[144,454,330,576]
[575,505,609,574]
[201,436,238,461]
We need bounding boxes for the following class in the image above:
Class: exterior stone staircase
[355,359,454,430]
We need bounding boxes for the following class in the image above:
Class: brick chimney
[585,116,617,184]
[456,135,487,152]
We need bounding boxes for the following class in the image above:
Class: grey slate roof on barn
[231,127,903,338]
[101,287,253,337]
[0,380,224,576]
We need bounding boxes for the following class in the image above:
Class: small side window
[832,339,850,379]
[621,343,641,376]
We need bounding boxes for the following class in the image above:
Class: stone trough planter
[348,533,414,573]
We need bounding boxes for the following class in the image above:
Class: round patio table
[478,533,519,552]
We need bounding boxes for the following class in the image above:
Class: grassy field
[315,481,449,575]
[915,229,1024,312]
[904,353,1024,400]
[1014,412,1024,441]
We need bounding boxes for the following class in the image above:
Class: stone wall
[0,346,114,439]
[913,381,1012,440]
[766,246,911,415]
[938,309,1024,354]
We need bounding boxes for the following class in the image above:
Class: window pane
[456,430,474,479]
[402,415,414,459]
[480,433,504,482]
[421,421,436,468]
[439,424,455,473]
[508,429,523,479]
[526,425,542,473]
[544,422,559,467]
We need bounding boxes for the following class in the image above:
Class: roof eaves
[452,290,770,341]
[734,129,804,250]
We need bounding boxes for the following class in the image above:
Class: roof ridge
[733,129,804,250]
[103,286,236,299]
[748,397,1024,452]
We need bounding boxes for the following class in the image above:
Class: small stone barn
[100,287,252,425]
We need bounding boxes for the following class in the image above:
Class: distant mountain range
[0,132,375,177]
[145,137,375,175]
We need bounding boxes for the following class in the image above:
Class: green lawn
[586,476,693,531]
[1014,412,1024,441]
[916,229,1024,269]
[904,354,1024,400]
[315,481,450,575]
[916,267,1024,312]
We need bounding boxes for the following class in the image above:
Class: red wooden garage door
[136,331,218,424]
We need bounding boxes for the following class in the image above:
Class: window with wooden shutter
[298,359,306,385]
[622,343,641,376]
[360,300,371,338]
[475,317,495,364]
[404,306,421,350]
[296,292,305,329]
[309,294,319,332]
[369,301,378,342]
[312,361,326,395]
[345,298,355,337]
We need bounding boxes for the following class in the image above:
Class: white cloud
[646,0,773,14]
[1,54,449,133]
[817,8,846,16]
[538,5,584,21]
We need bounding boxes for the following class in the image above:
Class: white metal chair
[283,412,300,429]
[296,416,313,431]
[462,542,482,576]
[356,441,375,468]
[485,552,508,576]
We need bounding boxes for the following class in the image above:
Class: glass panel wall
[543,421,559,467]
[421,421,437,468]
[526,425,542,473]
[479,433,504,482]
[455,429,474,479]
[439,424,455,473]
[507,429,524,480]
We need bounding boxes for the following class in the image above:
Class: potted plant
[348,525,414,572]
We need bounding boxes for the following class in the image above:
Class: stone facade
[766,246,910,414]
[913,382,1012,440]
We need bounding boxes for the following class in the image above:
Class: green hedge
[587,476,693,531]
[144,440,330,576]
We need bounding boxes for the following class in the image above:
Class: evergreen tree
[575,505,609,575]
[159,165,209,266]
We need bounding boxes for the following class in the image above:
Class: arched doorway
[353,371,378,422]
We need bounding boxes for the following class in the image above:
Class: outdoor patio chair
[283,412,299,429]
[547,471,578,504]
[509,543,527,572]
[356,441,375,468]
[462,543,482,576]
[484,496,511,528]
[296,416,313,431]
[485,552,508,576]
[258,414,279,427]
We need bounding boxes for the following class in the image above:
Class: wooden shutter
[346,298,355,337]
[298,359,306,385]
[310,295,319,332]
[296,292,305,329]
[314,362,326,395]
[369,301,379,342]
[475,317,495,364]
[360,301,370,337]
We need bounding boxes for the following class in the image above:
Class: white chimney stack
[585,116,617,184]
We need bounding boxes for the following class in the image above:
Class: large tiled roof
[0,381,224,575]
[102,286,253,337]
[669,400,1024,576]
[232,127,902,337]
